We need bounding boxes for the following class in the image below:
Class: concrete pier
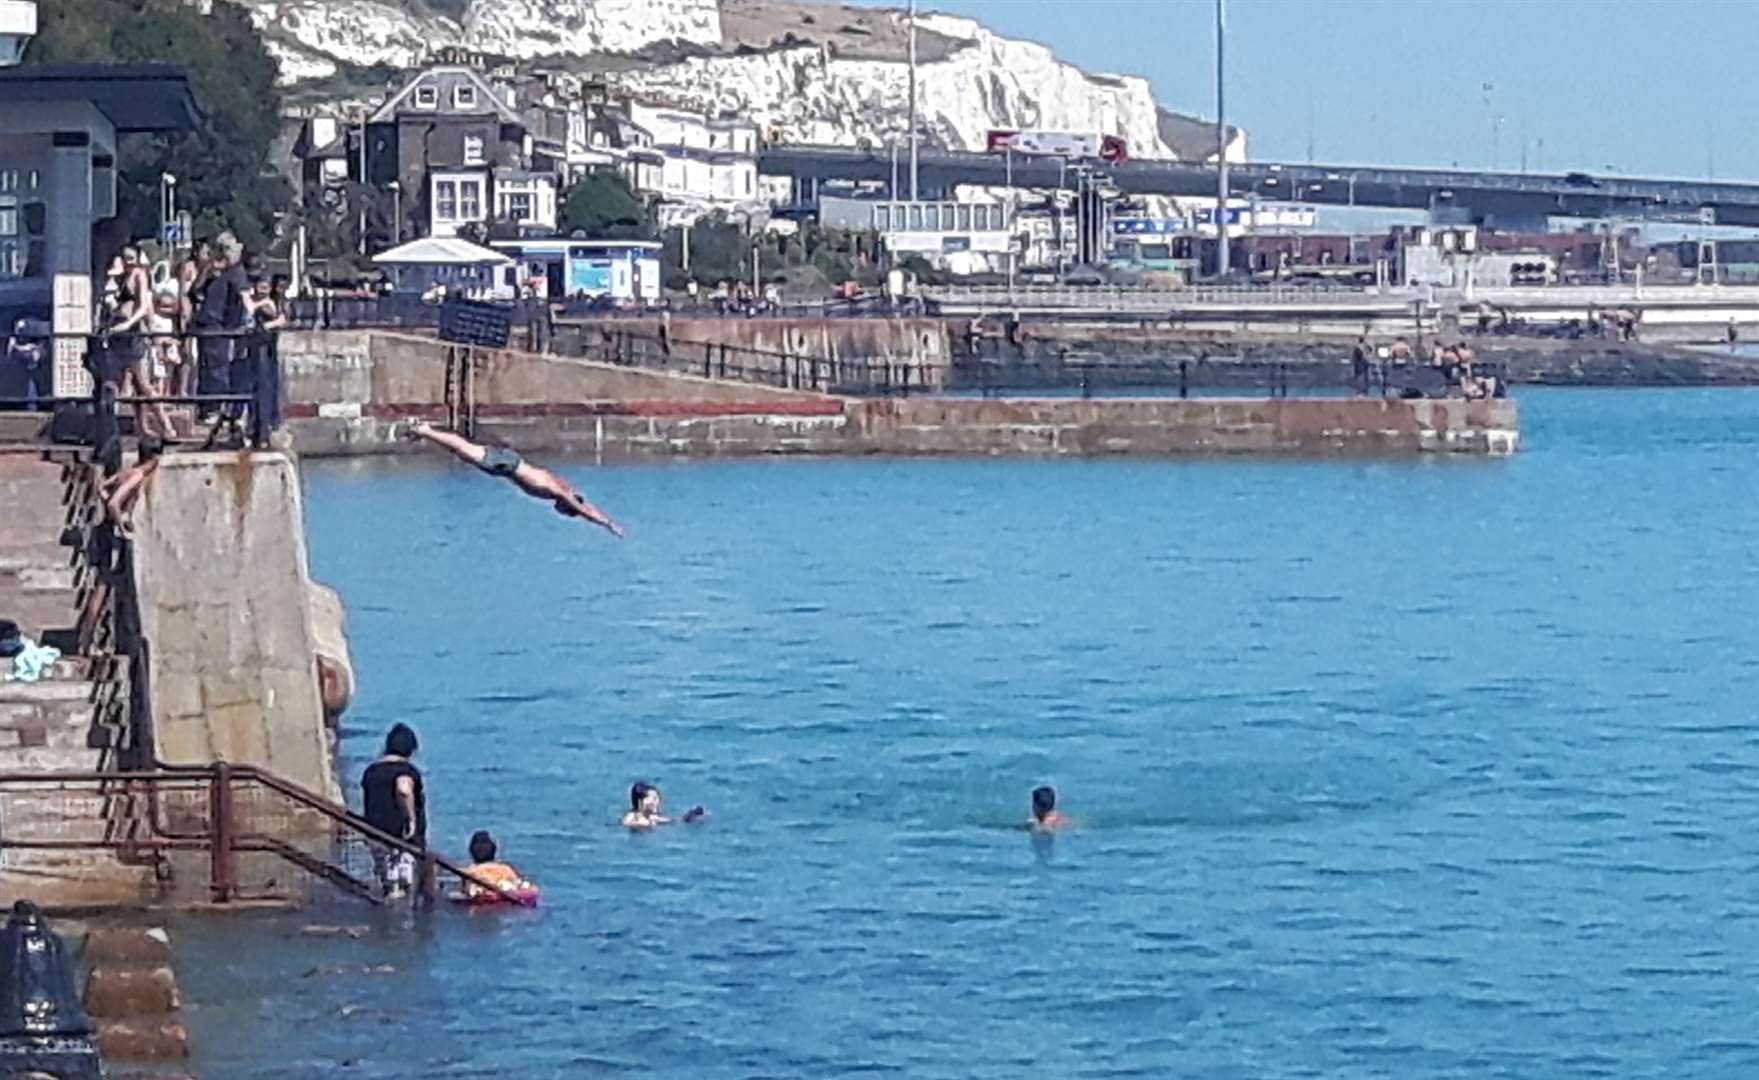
[279,331,1518,458]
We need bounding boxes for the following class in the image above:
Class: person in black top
[361,723,426,900]
[192,233,249,419]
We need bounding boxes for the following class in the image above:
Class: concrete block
[96,1018,191,1061]
[84,927,174,966]
[82,966,179,1018]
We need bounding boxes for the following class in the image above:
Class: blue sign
[160,221,185,246]
[568,260,612,295]
[1112,217,1183,235]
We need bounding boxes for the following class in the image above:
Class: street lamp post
[357,109,367,256]
[1214,0,1230,279]
[387,180,401,245]
[159,172,177,248]
[907,0,919,202]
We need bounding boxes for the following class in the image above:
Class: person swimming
[621,782,705,830]
[458,829,538,902]
[1030,786,1069,832]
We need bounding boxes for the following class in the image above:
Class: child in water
[458,830,539,903]
[1030,786,1070,832]
[622,782,705,829]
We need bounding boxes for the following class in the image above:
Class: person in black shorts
[408,422,624,537]
[361,723,426,900]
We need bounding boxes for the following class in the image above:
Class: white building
[819,196,1014,277]
[428,169,488,239]
[492,170,558,233]
[624,102,761,226]
[0,0,37,66]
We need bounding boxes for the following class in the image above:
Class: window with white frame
[454,84,478,110]
[505,192,532,221]
[459,179,482,220]
[0,170,16,194]
[415,85,438,109]
[436,180,458,221]
[463,133,485,165]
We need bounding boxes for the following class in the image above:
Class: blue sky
[846,0,1753,181]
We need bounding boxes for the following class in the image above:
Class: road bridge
[761,145,1759,227]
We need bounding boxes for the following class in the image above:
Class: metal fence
[573,328,940,395]
[0,764,511,908]
[0,328,284,452]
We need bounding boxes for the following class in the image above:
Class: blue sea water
[175,388,1759,1078]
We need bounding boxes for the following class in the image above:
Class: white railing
[924,281,1759,314]
[922,283,1394,312]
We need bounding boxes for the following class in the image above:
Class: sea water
[174,388,1759,1078]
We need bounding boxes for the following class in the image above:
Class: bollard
[0,902,103,1080]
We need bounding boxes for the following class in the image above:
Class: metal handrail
[0,763,508,907]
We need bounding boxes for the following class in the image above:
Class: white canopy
[373,237,512,266]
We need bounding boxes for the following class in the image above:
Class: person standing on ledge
[408,422,624,538]
[362,723,426,900]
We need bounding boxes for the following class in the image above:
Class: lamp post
[907,0,919,202]
[159,172,177,248]
[355,109,369,256]
[1214,0,1230,279]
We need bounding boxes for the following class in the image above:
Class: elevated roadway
[761,145,1759,226]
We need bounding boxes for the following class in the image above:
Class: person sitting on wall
[100,436,166,539]
[407,423,624,538]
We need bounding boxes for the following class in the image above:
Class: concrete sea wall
[130,453,342,801]
[280,331,1517,458]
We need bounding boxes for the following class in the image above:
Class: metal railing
[950,356,1508,400]
[0,763,510,908]
[0,328,284,451]
[922,283,1389,313]
[573,327,940,395]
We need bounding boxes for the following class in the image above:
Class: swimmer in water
[621,782,705,830]
[458,829,538,902]
[1030,786,1069,832]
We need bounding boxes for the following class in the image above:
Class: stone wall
[129,453,339,801]
[279,330,1517,458]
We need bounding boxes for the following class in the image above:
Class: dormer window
[455,84,477,109]
[415,85,438,109]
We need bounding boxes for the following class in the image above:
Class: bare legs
[410,421,488,466]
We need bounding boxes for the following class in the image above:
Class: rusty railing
[0,763,508,908]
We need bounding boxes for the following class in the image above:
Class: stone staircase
[0,450,155,905]
[0,450,85,651]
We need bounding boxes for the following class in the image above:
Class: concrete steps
[0,455,85,642]
[0,668,100,763]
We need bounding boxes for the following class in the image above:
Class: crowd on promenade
[1,231,291,434]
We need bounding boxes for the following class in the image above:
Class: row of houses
[291,54,767,244]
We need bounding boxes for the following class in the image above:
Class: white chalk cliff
[251,0,1223,162]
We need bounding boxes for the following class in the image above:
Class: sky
[844,0,1758,181]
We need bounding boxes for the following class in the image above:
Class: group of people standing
[89,231,290,437]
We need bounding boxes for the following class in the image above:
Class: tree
[559,172,653,240]
[26,0,292,251]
